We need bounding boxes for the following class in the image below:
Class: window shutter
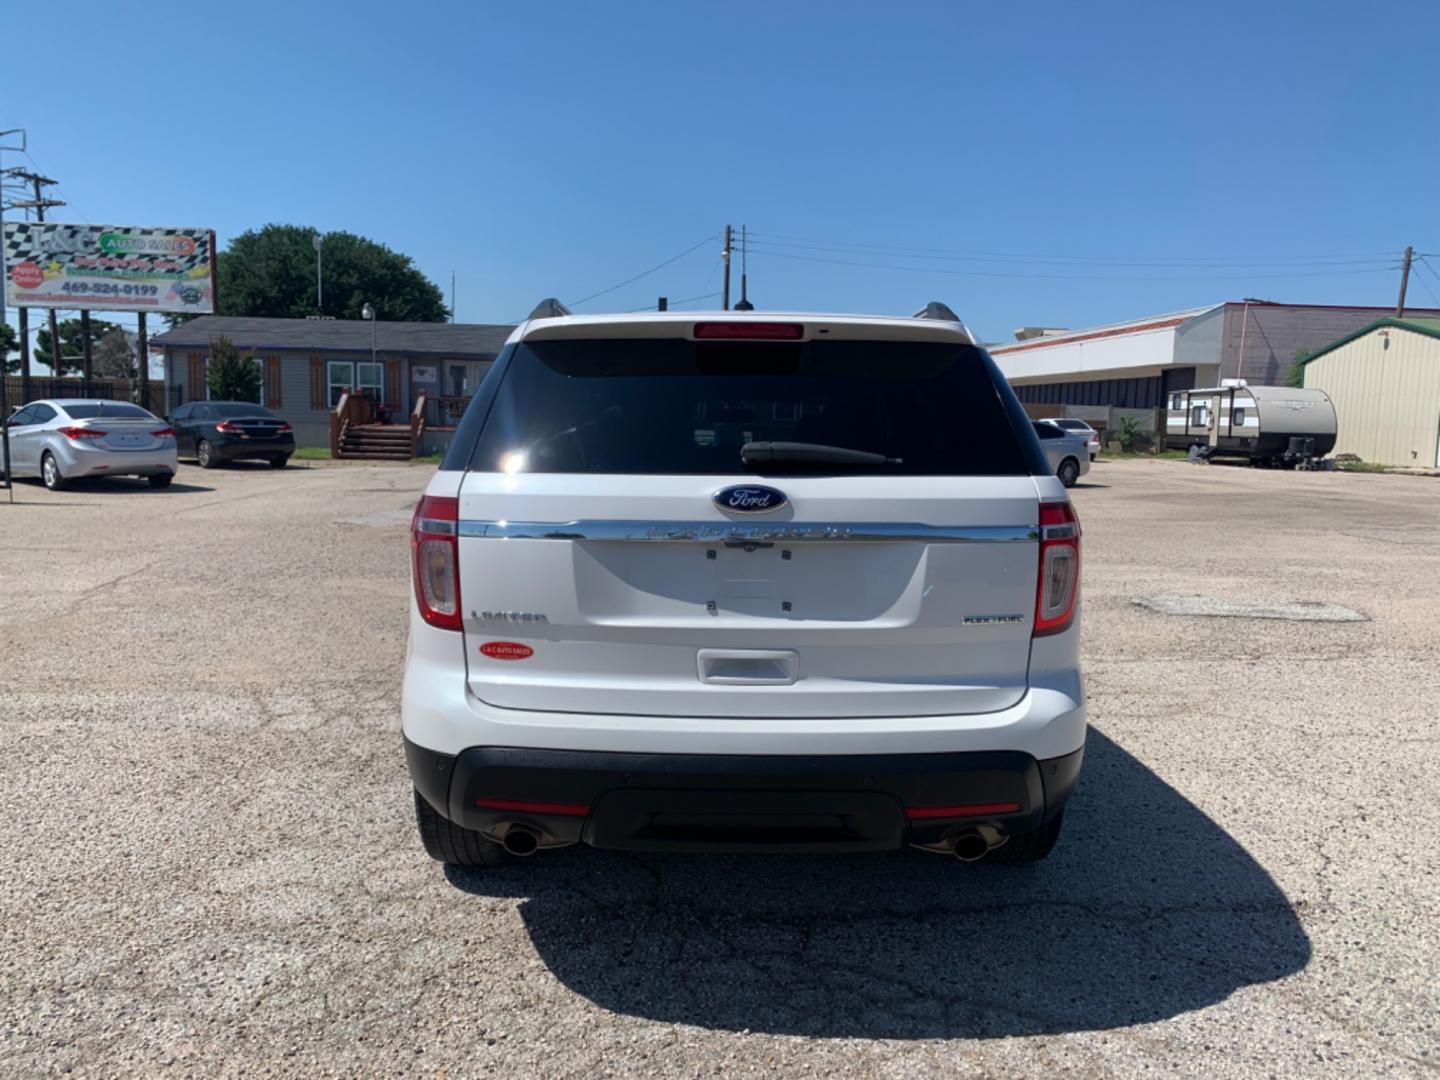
[386,360,401,408]
[309,356,324,409]
[266,356,282,409]
[187,353,205,401]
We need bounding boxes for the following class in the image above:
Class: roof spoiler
[527,298,573,320]
[913,301,962,322]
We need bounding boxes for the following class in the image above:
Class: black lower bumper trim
[405,738,1084,854]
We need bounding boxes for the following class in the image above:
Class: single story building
[150,316,514,453]
[991,301,1440,412]
[1301,317,1440,468]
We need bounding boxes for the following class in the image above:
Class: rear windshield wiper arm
[740,440,903,467]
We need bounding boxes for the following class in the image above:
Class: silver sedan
[3,399,179,490]
[1032,419,1092,487]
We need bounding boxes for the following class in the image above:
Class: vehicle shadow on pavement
[445,727,1310,1038]
[5,477,215,495]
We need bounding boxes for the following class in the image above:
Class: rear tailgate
[457,474,1038,718]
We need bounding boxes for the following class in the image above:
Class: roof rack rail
[913,301,961,322]
[528,298,573,320]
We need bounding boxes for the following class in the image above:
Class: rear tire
[413,788,511,867]
[1057,457,1080,487]
[269,455,290,469]
[984,809,1065,864]
[197,439,217,469]
[147,473,173,489]
[41,452,67,491]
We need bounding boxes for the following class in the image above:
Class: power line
[20,149,89,224]
[625,290,722,312]
[745,229,1400,266]
[568,233,719,308]
[1413,258,1440,308]
[747,247,1400,283]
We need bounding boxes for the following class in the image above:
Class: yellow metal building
[1302,317,1440,468]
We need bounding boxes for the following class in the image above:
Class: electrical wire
[568,233,719,309]
[625,290,722,312]
[745,230,1398,267]
[20,149,89,224]
[747,247,1400,283]
[1413,258,1440,308]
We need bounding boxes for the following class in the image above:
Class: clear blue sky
[5,0,1440,349]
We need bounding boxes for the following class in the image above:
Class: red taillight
[150,427,176,438]
[474,797,590,817]
[693,321,805,340]
[276,423,293,433]
[411,494,462,631]
[57,426,105,440]
[1034,501,1081,636]
[215,420,240,432]
[906,802,1022,820]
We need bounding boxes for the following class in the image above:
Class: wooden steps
[338,423,416,460]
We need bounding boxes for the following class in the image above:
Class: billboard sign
[3,222,216,315]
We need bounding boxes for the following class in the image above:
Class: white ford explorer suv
[403,302,1084,867]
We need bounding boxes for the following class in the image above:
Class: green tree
[1282,348,1311,389]
[206,336,262,402]
[170,224,449,325]
[34,317,124,375]
[1,321,17,375]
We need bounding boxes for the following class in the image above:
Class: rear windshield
[62,403,156,420]
[212,403,277,418]
[468,338,1029,475]
[1054,419,1089,430]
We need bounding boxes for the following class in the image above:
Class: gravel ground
[0,458,1436,1077]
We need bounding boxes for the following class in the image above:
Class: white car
[3,399,178,490]
[1032,420,1092,487]
[1051,418,1101,461]
[403,303,1085,868]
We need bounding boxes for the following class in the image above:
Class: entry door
[1208,395,1223,448]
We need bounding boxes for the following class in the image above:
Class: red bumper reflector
[474,797,590,817]
[905,801,1021,820]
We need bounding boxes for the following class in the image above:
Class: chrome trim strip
[457,520,1039,544]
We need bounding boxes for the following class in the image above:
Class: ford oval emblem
[714,484,788,514]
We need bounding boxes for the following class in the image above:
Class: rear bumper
[57,443,177,476]
[406,739,1083,854]
[215,438,293,459]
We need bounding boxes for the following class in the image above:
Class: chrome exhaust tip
[500,825,541,857]
[952,828,992,862]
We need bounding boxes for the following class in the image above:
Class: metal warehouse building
[992,301,1440,409]
[1301,317,1440,469]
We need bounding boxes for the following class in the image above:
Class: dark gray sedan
[170,401,295,468]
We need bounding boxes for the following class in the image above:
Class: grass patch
[291,447,443,464]
[1334,461,1390,473]
[1098,449,1189,460]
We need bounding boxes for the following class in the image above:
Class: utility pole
[1396,245,1414,318]
[734,225,754,311]
[313,232,324,315]
[450,270,456,322]
[6,167,65,379]
[722,224,733,311]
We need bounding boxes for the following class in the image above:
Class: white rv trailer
[1164,385,1337,465]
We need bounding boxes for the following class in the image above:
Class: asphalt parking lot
[1,458,1436,1077]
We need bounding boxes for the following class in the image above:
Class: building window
[356,361,384,402]
[327,361,352,407]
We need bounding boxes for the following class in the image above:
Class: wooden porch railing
[410,389,428,447]
[328,390,375,457]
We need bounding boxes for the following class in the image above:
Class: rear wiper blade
[740,440,903,467]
